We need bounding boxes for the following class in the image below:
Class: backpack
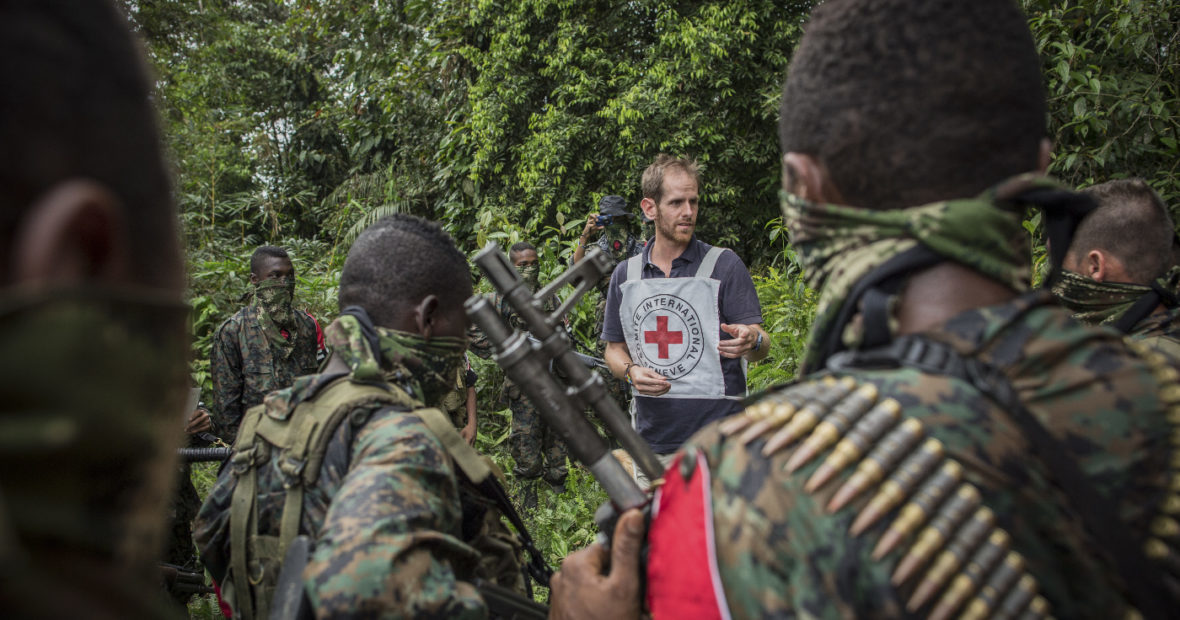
[218,375,544,619]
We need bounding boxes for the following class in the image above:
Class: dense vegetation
[117,1,1179,616]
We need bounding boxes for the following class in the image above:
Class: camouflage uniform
[194,314,524,619]
[644,178,1178,619]
[470,294,569,488]
[440,359,477,430]
[587,231,645,408]
[0,291,190,619]
[1052,268,1180,361]
[210,291,319,443]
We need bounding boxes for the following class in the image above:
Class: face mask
[518,264,540,291]
[779,173,1065,371]
[255,277,296,328]
[324,312,467,406]
[1051,268,1178,326]
[0,286,189,570]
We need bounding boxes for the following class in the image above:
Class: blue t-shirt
[602,237,763,453]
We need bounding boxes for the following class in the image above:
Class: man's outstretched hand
[549,509,645,620]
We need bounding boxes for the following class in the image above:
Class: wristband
[623,362,637,384]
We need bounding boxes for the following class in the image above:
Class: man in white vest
[602,154,769,485]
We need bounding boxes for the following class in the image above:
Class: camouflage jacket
[210,304,319,442]
[193,372,524,619]
[1128,305,1180,363]
[648,291,1174,619]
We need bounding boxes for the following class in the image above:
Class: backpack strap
[1113,282,1180,334]
[625,254,644,282]
[229,404,266,620]
[695,246,726,280]
[404,406,554,588]
[409,406,492,484]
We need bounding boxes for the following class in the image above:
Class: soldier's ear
[413,295,441,340]
[10,179,129,288]
[1037,137,1052,176]
[782,152,846,206]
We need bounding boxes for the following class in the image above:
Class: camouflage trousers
[508,396,568,485]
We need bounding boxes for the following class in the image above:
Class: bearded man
[601,154,769,487]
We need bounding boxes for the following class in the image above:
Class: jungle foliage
[117,1,1179,616]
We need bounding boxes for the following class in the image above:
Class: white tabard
[619,246,727,399]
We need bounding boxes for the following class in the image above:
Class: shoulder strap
[816,245,944,368]
[830,335,1177,619]
[625,254,644,282]
[696,246,726,279]
[1113,283,1179,334]
[390,405,554,588]
[407,406,492,484]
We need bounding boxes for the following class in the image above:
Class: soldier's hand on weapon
[629,365,671,396]
[185,406,212,435]
[550,508,644,620]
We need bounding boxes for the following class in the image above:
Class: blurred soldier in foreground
[211,245,321,442]
[551,1,1178,618]
[195,215,527,619]
[0,1,190,617]
[1053,178,1180,359]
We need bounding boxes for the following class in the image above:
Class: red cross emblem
[644,315,683,359]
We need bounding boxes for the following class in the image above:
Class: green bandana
[254,277,298,357]
[255,277,296,328]
[323,314,467,406]
[0,286,189,577]
[782,174,1066,372]
[518,264,540,291]
[1052,267,1180,327]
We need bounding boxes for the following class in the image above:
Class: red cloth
[212,580,233,618]
[646,448,729,619]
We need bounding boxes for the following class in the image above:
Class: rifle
[465,244,664,528]
[177,446,232,463]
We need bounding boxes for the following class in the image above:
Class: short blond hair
[641,154,700,204]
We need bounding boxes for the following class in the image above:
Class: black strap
[830,336,1174,618]
[477,477,554,591]
[1015,187,1097,286]
[817,245,943,368]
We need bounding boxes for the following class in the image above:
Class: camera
[596,215,614,227]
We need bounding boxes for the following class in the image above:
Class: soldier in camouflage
[573,195,645,412]
[1052,178,1180,360]
[551,2,1179,619]
[470,242,569,507]
[195,214,527,619]
[210,245,320,442]
[439,355,479,444]
[0,2,191,617]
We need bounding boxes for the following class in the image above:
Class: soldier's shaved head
[779,0,1045,209]
[1069,179,1174,283]
[339,214,471,328]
